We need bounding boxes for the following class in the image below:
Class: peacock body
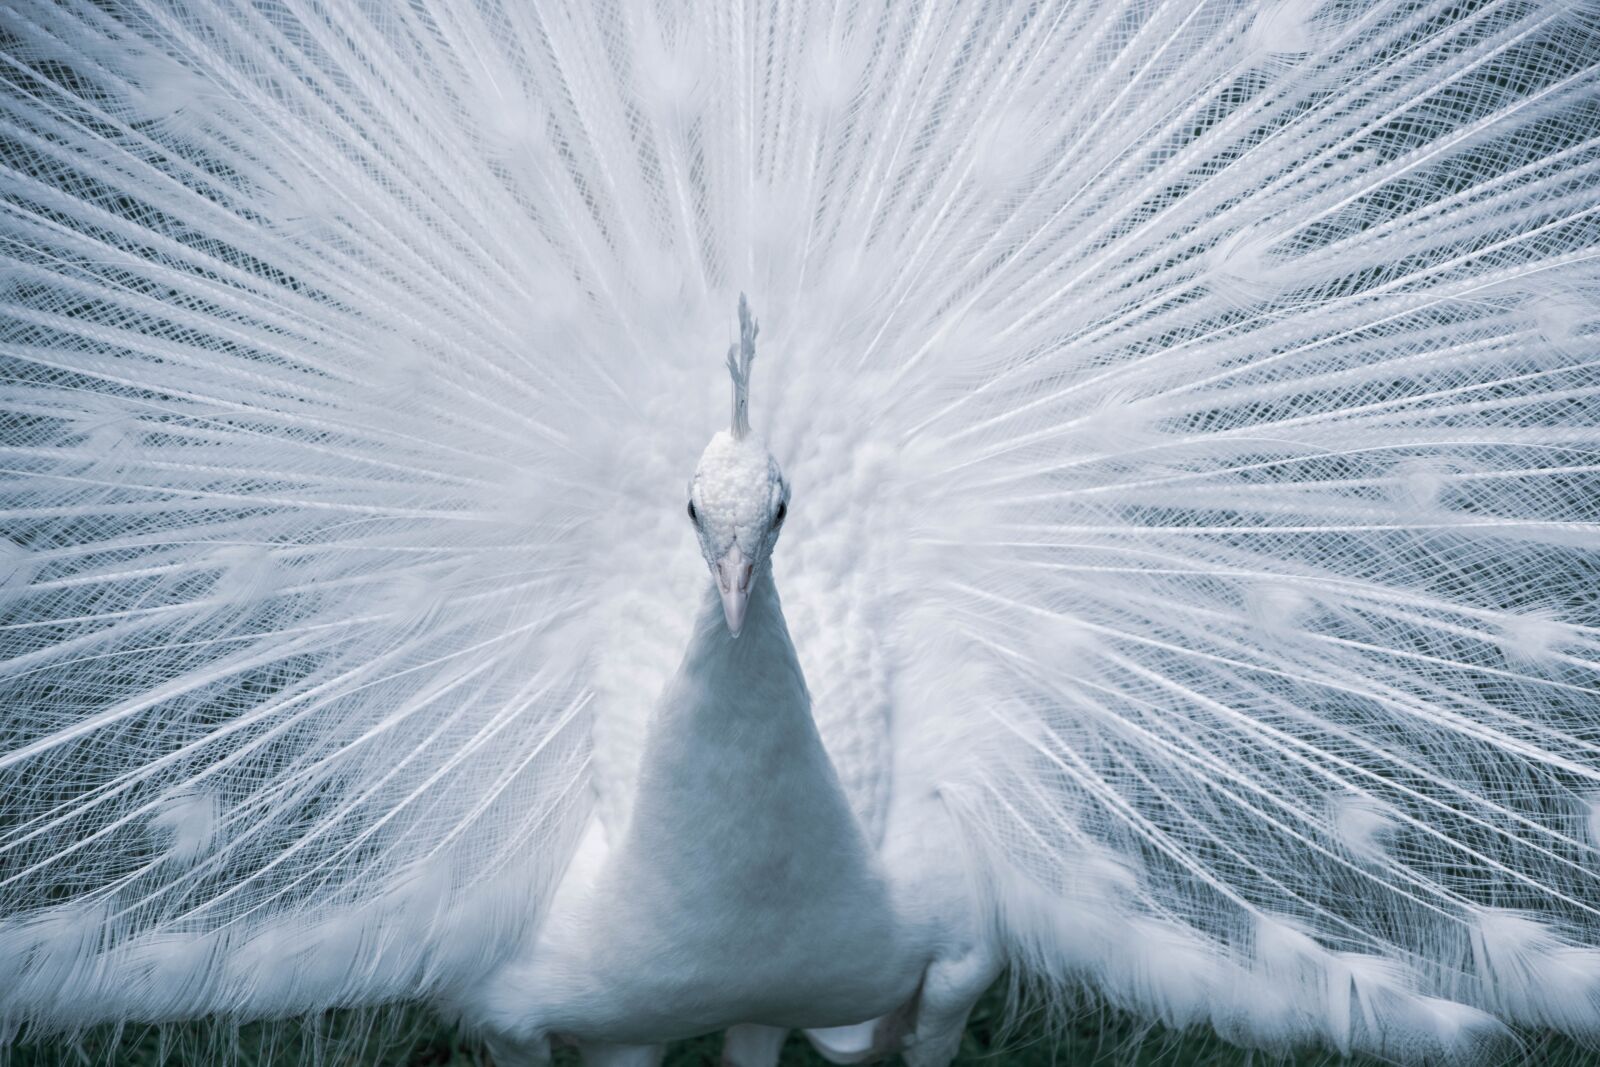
[2,0,1600,1062]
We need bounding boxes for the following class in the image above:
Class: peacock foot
[803,1002,915,1064]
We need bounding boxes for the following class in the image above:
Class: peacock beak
[715,542,754,637]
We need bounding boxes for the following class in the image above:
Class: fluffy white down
[690,431,783,558]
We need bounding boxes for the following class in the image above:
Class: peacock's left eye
[687,500,698,523]
[774,500,787,526]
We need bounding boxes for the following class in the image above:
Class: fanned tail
[2,0,1599,1057]
[871,1,1600,1058]
[0,0,618,1030]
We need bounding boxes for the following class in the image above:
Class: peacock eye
[687,500,697,523]
[774,500,787,526]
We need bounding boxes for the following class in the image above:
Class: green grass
[0,984,1264,1067]
[10,984,1600,1066]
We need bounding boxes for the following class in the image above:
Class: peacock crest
[726,293,760,441]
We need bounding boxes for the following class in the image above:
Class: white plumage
[1,0,1599,1062]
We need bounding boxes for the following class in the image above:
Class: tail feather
[3,0,1600,1055]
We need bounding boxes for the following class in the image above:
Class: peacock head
[685,296,789,638]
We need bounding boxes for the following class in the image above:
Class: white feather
[1,0,1599,1060]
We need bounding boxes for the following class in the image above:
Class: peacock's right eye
[687,500,698,523]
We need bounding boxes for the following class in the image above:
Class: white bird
[1,1,1598,1064]
[448,299,993,1067]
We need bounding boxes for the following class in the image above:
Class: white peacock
[1,1,1599,1064]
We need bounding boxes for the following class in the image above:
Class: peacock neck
[611,562,884,947]
[578,563,914,1034]
[672,561,808,722]
[630,562,832,820]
